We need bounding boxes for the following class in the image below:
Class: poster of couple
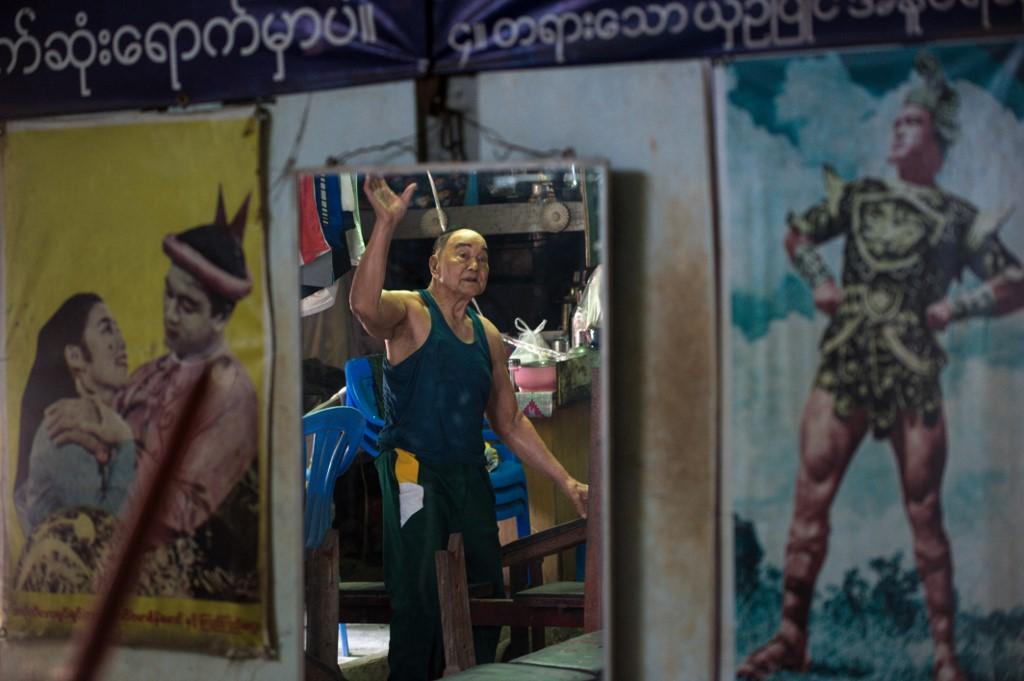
[0,109,273,655]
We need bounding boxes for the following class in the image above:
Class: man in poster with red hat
[117,192,259,542]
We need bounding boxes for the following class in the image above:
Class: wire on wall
[462,113,575,161]
[325,129,423,166]
[324,115,573,167]
[320,74,577,168]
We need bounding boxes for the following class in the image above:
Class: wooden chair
[302,406,366,678]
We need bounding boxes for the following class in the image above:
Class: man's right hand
[813,280,842,316]
[363,175,416,226]
[350,176,420,342]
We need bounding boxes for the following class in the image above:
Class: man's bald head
[432,228,486,256]
[429,229,489,297]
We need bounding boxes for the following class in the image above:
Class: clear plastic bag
[509,317,549,365]
[572,265,603,337]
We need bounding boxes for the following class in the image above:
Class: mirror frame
[295,157,611,651]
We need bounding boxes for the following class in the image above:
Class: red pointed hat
[162,188,253,301]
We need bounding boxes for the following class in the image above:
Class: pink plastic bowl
[514,364,557,392]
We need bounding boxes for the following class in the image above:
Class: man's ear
[64,345,85,373]
[210,313,229,335]
[429,254,439,278]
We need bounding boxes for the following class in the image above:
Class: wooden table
[498,397,591,583]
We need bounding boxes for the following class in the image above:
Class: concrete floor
[331,624,582,679]
[332,624,529,680]
[337,624,390,681]
[340,623,390,662]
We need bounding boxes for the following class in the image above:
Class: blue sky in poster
[725,41,1024,367]
[729,42,1024,150]
[720,41,1024,614]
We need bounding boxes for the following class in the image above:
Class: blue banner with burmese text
[432,0,1024,76]
[0,0,427,119]
[3,1,1024,119]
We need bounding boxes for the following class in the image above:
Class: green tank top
[379,290,493,465]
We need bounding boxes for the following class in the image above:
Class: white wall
[272,82,417,368]
[477,61,720,681]
[268,79,418,281]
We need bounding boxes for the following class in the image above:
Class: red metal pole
[59,370,211,681]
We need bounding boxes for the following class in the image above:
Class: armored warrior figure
[738,53,1024,681]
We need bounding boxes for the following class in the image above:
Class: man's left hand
[927,300,953,331]
[561,477,590,518]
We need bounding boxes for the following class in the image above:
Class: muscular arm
[966,235,1024,316]
[481,318,588,518]
[988,269,1024,315]
[786,225,842,316]
[930,234,1024,330]
[784,166,849,316]
[349,176,417,340]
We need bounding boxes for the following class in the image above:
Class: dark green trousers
[376,448,504,681]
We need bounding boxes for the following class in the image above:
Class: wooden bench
[441,664,597,680]
[443,630,604,680]
[336,579,495,624]
[510,630,604,678]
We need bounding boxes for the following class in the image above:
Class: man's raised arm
[349,176,417,339]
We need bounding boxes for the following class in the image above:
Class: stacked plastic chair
[345,356,532,539]
[343,355,385,458]
[483,426,532,539]
[302,405,367,657]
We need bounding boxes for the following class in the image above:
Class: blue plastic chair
[485,436,532,539]
[343,357,385,458]
[486,426,586,578]
[303,406,366,549]
[302,405,366,658]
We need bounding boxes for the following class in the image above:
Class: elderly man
[350,176,589,680]
[738,53,1024,681]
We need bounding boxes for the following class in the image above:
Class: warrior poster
[0,110,273,655]
[718,43,1024,680]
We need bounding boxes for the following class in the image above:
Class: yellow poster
[0,110,273,655]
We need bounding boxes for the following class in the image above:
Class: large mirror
[296,159,608,667]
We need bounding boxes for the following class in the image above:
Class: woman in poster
[11,293,141,595]
[11,289,257,600]
[13,293,135,535]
